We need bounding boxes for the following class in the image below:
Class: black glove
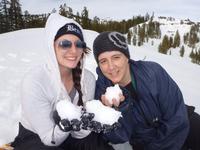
[53,110,82,132]
[81,109,95,130]
[59,119,72,132]
[71,119,82,131]
[80,108,121,133]
[81,109,104,133]
[59,118,82,132]
[102,124,113,133]
[81,111,103,133]
[89,120,103,133]
[83,119,120,133]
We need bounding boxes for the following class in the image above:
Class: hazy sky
[20,0,200,22]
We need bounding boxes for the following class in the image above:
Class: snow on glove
[81,108,95,130]
[58,118,82,132]
[80,108,103,133]
[56,100,82,132]
[84,100,122,133]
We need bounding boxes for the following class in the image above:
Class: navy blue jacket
[95,60,189,150]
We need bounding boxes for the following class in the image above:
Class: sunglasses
[58,40,86,49]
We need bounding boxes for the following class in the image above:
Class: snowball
[105,84,122,104]
[56,100,82,121]
[85,100,122,125]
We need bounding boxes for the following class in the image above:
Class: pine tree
[66,5,73,18]
[188,25,199,48]
[132,34,137,46]
[8,0,24,30]
[198,49,200,64]
[151,40,154,46]
[0,0,10,33]
[137,25,142,46]
[145,12,150,21]
[189,48,195,61]
[155,22,161,38]
[169,36,173,47]
[158,35,170,54]
[158,43,163,53]
[133,26,137,34]
[81,6,90,29]
[180,45,185,57]
[183,33,189,44]
[138,24,145,45]
[127,29,132,44]
[59,4,67,17]
[74,12,81,24]
[173,30,180,48]
[0,6,3,33]
[23,10,31,28]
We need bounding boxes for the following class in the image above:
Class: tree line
[1,0,199,65]
[127,17,161,47]
[158,25,200,60]
[0,1,149,34]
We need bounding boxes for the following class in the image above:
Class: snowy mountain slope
[128,17,200,61]
[0,28,200,145]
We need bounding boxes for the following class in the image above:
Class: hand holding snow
[105,84,122,104]
[55,99,122,133]
[85,100,122,125]
[56,100,82,121]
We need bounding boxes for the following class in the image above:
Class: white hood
[44,13,87,101]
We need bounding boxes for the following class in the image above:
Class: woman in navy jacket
[93,31,200,150]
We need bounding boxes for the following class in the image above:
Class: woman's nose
[68,43,77,53]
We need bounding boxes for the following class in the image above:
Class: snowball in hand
[105,84,122,104]
[85,100,122,125]
[56,100,82,121]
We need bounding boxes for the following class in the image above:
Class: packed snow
[0,26,200,149]
[105,84,123,105]
[85,100,122,125]
[56,97,122,125]
[56,100,82,120]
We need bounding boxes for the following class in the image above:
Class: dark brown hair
[72,47,90,106]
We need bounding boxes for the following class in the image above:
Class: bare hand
[101,95,112,107]
[101,93,125,108]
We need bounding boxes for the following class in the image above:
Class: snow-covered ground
[0,28,200,147]
[128,17,200,60]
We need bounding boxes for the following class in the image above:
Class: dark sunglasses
[58,40,86,49]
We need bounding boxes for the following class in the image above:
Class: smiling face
[54,34,84,71]
[98,51,131,86]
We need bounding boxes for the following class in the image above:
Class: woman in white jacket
[11,13,114,150]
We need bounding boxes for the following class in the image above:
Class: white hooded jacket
[20,13,96,146]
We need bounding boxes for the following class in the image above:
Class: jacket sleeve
[147,63,189,150]
[21,75,70,146]
[95,76,134,144]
